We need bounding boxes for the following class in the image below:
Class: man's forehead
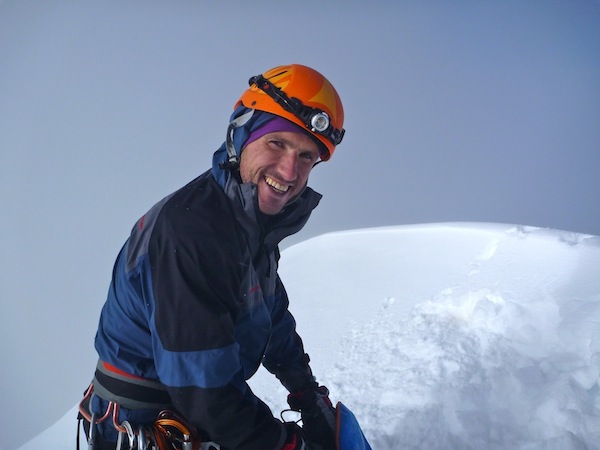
[263,131,320,154]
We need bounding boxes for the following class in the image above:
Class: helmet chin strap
[222,109,255,170]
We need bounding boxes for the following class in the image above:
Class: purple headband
[244,116,308,148]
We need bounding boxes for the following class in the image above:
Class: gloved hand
[281,422,307,450]
[287,386,336,450]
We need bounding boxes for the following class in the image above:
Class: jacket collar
[223,174,322,253]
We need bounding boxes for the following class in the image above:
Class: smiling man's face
[239,130,320,215]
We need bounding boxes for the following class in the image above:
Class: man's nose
[277,151,298,181]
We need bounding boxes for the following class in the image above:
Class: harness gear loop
[78,383,130,436]
[78,378,213,449]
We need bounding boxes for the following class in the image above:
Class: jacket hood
[212,106,278,188]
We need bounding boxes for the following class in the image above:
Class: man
[79,64,346,450]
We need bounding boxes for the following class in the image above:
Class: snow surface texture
[19,223,600,449]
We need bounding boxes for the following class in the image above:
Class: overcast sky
[1,1,599,448]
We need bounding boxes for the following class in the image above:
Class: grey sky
[1,1,599,448]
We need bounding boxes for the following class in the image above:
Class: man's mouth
[265,176,290,193]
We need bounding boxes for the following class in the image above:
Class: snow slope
[19,223,600,449]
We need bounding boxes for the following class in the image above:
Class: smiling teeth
[265,176,289,192]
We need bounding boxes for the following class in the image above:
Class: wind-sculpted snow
[332,289,600,449]
[278,223,600,449]
[19,223,600,450]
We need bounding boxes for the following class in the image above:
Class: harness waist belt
[92,360,173,410]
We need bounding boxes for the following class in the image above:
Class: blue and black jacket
[92,159,322,449]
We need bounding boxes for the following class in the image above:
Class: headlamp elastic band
[248,75,345,146]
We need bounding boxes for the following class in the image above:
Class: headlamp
[248,75,345,147]
[310,112,330,133]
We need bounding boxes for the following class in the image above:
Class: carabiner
[88,413,96,450]
[119,420,135,449]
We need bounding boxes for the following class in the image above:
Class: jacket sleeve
[147,187,285,450]
[262,275,317,393]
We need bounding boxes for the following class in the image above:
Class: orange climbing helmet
[236,64,345,161]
